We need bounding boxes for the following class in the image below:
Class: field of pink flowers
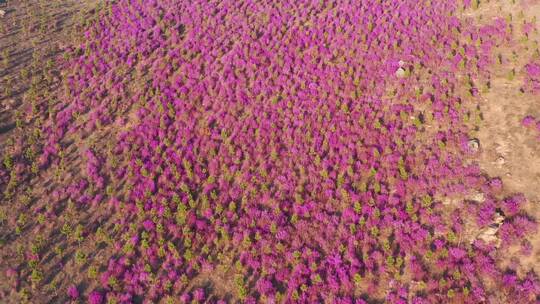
[1,0,539,303]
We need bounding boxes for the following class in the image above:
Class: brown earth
[463,0,540,278]
[0,1,110,303]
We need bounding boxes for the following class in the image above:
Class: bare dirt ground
[463,0,540,277]
[0,1,98,143]
[0,1,110,303]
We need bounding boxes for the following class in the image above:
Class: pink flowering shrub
[88,290,104,304]
[67,285,79,300]
[524,61,540,93]
[522,115,536,127]
[22,0,537,302]
[521,115,540,141]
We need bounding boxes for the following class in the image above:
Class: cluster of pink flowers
[88,290,104,304]
[524,61,540,94]
[84,148,105,190]
[522,115,540,141]
[67,285,79,300]
[26,0,537,303]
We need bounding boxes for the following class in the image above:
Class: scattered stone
[395,67,406,78]
[475,226,501,247]
[495,156,505,166]
[493,212,504,225]
[467,191,485,203]
[477,226,498,239]
[468,138,480,153]
[0,10,5,18]
[442,197,455,205]
[441,192,486,205]
[473,212,504,247]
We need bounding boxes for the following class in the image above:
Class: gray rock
[476,226,501,247]
[395,67,406,78]
[473,212,504,247]
[468,138,480,153]
[469,192,485,203]
[493,212,504,225]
